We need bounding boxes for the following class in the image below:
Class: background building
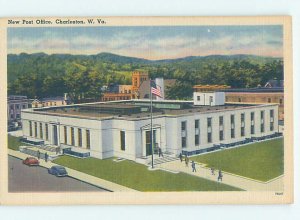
[223,87,284,120]
[32,94,70,108]
[8,95,31,130]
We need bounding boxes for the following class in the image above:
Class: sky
[7,25,283,60]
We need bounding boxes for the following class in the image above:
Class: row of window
[63,126,90,149]
[29,121,49,140]
[231,97,283,105]
[9,104,27,110]
[181,110,275,148]
[28,121,91,149]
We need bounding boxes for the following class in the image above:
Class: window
[16,104,20,109]
[207,117,212,143]
[22,104,26,109]
[241,127,245,137]
[86,130,91,149]
[270,109,274,131]
[219,116,223,126]
[230,115,235,138]
[251,124,255,135]
[64,126,67,144]
[251,112,255,135]
[71,127,75,146]
[182,137,187,148]
[16,114,20,119]
[195,135,200,146]
[261,111,265,133]
[78,128,82,147]
[251,112,255,121]
[197,96,200,101]
[195,119,200,146]
[181,121,187,148]
[29,121,32,136]
[120,131,125,151]
[10,105,14,110]
[270,109,274,118]
[241,113,245,122]
[270,122,274,131]
[195,119,199,129]
[10,114,14,119]
[219,130,224,141]
[39,123,43,139]
[45,124,49,140]
[241,113,245,137]
[268,98,271,103]
[219,116,224,141]
[34,122,38,137]
[207,118,212,128]
[181,121,186,131]
[208,133,212,143]
[238,98,242,102]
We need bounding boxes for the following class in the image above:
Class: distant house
[7,95,32,130]
[32,95,70,108]
[264,79,284,88]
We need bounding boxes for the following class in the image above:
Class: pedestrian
[45,152,48,162]
[185,155,189,167]
[192,161,196,172]
[218,170,223,182]
[158,147,163,157]
[211,167,215,175]
[37,150,40,160]
[179,153,183,162]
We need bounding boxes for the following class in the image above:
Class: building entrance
[145,130,157,156]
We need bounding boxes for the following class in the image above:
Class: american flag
[150,80,162,98]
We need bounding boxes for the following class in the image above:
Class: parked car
[48,166,68,177]
[23,157,39,166]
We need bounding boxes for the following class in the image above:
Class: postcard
[0,16,293,205]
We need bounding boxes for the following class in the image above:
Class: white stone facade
[21,102,279,161]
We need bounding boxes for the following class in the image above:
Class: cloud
[7,26,283,59]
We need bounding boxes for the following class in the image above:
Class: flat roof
[221,87,283,93]
[25,100,276,120]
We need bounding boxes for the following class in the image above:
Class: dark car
[23,157,39,166]
[48,166,68,177]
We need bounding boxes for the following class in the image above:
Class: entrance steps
[148,155,179,166]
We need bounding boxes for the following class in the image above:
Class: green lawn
[8,135,28,151]
[53,156,242,191]
[192,138,284,182]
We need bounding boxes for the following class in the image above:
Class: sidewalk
[157,160,283,191]
[8,149,138,192]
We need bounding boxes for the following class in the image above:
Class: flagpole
[150,79,154,169]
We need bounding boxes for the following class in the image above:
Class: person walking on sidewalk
[185,155,189,167]
[218,170,223,182]
[211,167,215,175]
[45,152,48,162]
[37,150,40,160]
[191,161,196,172]
[179,153,183,162]
[158,147,164,157]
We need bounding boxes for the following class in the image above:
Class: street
[8,156,109,192]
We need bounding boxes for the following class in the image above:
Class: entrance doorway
[145,130,157,156]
